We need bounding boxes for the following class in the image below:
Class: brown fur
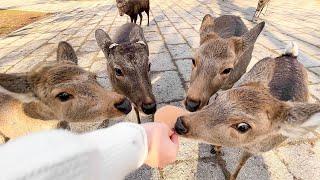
[116,0,150,26]
[176,50,320,179]
[95,23,156,123]
[0,42,130,142]
[185,14,265,111]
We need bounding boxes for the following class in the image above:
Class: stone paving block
[179,28,199,38]
[175,59,192,82]
[126,165,158,180]
[148,41,168,54]
[7,56,46,73]
[186,36,200,48]
[307,69,320,84]
[298,52,320,67]
[276,144,320,180]
[151,71,185,103]
[0,66,10,73]
[68,36,87,47]
[167,44,192,59]
[159,26,179,34]
[157,20,172,27]
[145,32,163,42]
[30,43,56,57]
[90,59,106,73]
[262,151,293,180]
[77,51,98,68]
[150,52,176,72]
[162,159,224,180]
[173,22,193,29]
[78,40,100,53]
[163,34,186,45]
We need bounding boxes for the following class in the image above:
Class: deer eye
[221,68,233,75]
[115,68,123,76]
[191,58,196,66]
[234,122,251,133]
[56,92,73,102]
[148,63,151,72]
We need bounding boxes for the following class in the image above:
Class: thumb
[170,133,179,147]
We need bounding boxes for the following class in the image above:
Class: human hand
[141,122,179,168]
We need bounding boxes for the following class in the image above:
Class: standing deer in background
[95,23,156,124]
[0,42,132,143]
[252,0,271,21]
[116,0,150,26]
[185,14,265,112]
[175,43,320,180]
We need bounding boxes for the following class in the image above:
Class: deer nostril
[175,117,188,135]
[115,98,132,114]
[141,102,157,115]
[185,98,201,112]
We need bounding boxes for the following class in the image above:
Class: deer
[95,23,156,124]
[0,41,132,143]
[185,14,265,112]
[175,42,320,180]
[116,0,150,26]
[252,0,271,21]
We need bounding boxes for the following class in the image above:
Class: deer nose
[185,98,200,112]
[175,117,188,135]
[141,102,157,115]
[115,98,132,114]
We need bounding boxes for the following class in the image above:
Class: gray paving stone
[167,44,192,59]
[159,26,178,34]
[179,28,199,38]
[163,34,186,45]
[77,51,98,68]
[148,41,168,54]
[151,71,185,103]
[144,31,163,42]
[150,52,176,72]
[276,144,320,180]
[78,40,100,53]
[7,56,46,73]
[175,59,192,82]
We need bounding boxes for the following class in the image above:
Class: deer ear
[279,102,320,138]
[229,22,265,55]
[242,22,265,50]
[57,41,78,64]
[0,73,37,103]
[95,29,113,57]
[200,14,215,44]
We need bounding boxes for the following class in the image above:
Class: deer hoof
[57,121,71,130]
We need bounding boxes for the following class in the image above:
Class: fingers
[170,133,179,146]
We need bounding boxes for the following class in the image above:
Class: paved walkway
[1,0,320,179]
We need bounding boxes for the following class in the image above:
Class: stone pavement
[1,0,320,179]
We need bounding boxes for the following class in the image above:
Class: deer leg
[139,13,143,26]
[146,9,150,26]
[134,15,138,24]
[214,147,231,180]
[130,16,134,23]
[230,151,252,180]
[134,106,141,124]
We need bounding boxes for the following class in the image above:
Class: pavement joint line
[150,9,188,92]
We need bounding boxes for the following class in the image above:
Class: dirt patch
[0,10,50,37]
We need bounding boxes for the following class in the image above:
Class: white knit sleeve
[0,122,148,180]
